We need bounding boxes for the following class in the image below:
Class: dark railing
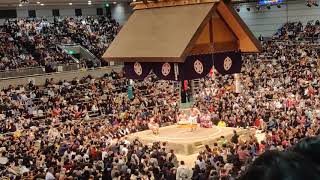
[58,63,82,72]
[0,65,123,90]
[0,67,44,79]
[0,63,85,79]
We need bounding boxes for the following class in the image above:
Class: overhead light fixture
[306,2,312,7]
[69,2,73,5]
[37,1,40,4]
[20,0,29,3]
[18,4,22,6]
[256,5,261,11]
[113,1,117,4]
[88,2,92,5]
[40,3,44,6]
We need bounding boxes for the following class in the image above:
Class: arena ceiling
[1,0,259,8]
[0,0,131,7]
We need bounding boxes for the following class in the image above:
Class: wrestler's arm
[195,108,201,115]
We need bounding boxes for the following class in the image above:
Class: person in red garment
[254,116,265,130]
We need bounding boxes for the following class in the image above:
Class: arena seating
[0,16,120,75]
[273,20,320,41]
[190,34,320,179]
[0,16,320,179]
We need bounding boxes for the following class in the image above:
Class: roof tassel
[174,63,179,81]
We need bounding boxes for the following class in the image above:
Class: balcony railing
[0,63,84,79]
[0,66,44,79]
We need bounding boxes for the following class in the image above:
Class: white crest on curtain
[133,62,142,76]
[194,60,203,74]
[161,63,171,76]
[223,57,232,71]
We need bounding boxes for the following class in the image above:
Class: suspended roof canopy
[102,0,262,63]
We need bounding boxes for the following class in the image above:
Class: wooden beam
[104,41,238,62]
[216,1,262,52]
[209,16,214,43]
[181,3,216,61]
[213,41,239,52]
[103,56,185,63]
[132,0,219,10]
[189,41,238,55]
[212,13,239,44]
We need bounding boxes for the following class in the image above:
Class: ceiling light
[88,2,92,5]
[306,2,312,7]
[69,3,73,5]
[40,3,44,6]
[18,4,22,6]
[113,2,117,4]
[37,1,40,4]
[88,0,91,2]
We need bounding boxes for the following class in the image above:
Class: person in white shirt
[176,161,190,180]
[120,144,129,156]
[123,137,131,146]
[195,156,206,170]
[45,167,55,180]
[83,153,90,162]
[0,151,8,165]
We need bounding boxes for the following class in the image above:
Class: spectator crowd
[0,17,319,180]
[0,72,180,179]
[189,35,320,179]
[0,16,120,71]
[273,20,320,41]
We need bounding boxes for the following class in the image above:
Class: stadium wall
[110,3,132,24]
[2,3,131,25]
[1,0,319,36]
[105,0,320,37]
[108,1,320,36]
[0,66,123,89]
[237,0,320,37]
[15,5,106,18]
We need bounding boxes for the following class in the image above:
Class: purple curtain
[123,52,241,80]
[124,62,152,80]
[213,51,242,75]
[178,54,213,80]
[152,62,176,80]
